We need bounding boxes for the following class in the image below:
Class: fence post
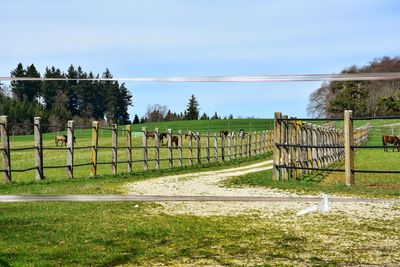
[239,132,243,158]
[281,116,288,180]
[214,133,218,162]
[196,132,201,164]
[142,126,148,171]
[206,133,210,164]
[111,124,118,175]
[273,112,282,180]
[126,125,132,172]
[344,110,354,186]
[91,121,99,176]
[155,128,160,170]
[67,120,74,178]
[0,116,11,182]
[227,134,231,161]
[188,131,193,166]
[34,117,44,180]
[178,130,183,167]
[233,133,237,159]
[168,129,173,168]
[221,134,225,162]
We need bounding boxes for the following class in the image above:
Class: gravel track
[124,160,400,218]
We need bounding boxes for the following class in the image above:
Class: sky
[1,0,399,119]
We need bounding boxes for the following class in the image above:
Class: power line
[1,72,400,82]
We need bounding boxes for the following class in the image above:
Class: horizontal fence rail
[0,115,273,183]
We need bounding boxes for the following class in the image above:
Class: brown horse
[146,131,156,139]
[171,136,179,148]
[184,132,200,141]
[382,135,400,152]
[220,130,229,139]
[55,135,76,146]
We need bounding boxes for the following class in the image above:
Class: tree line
[0,63,132,133]
[307,56,400,118]
[135,94,234,124]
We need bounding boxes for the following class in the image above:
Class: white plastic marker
[296,193,330,216]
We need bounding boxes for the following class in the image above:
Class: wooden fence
[0,116,273,182]
[273,110,371,185]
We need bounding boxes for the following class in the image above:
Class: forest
[307,56,400,118]
[0,63,133,133]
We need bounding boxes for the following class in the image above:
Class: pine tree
[10,63,26,100]
[132,114,140,124]
[185,94,200,120]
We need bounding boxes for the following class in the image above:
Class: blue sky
[1,0,399,119]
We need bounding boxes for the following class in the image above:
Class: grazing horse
[220,130,229,139]
[171,135,179,148]
[382,135,400,152]
[146,131,156,139]
[55,135,76,146]
[159,132,168,146]
[239,129,245,139]
[184,132,199,141]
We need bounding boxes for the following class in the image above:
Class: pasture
[1,118,400,266]
[0,119,273,183]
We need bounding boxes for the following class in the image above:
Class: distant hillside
[307,56,400,118]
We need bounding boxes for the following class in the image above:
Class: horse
[55,135,76,146]
[146,131,156,139]
[184,132,199,141]
[171,135,179,148]
[382,135,400,152]
[239,129,245,139]
[220,130,229,139]
[159,132,168,146]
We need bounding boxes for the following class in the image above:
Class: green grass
[131,118,274,133]
[1,202,399,266]
[0,154,269,195]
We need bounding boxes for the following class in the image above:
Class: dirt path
[124,160,400,218]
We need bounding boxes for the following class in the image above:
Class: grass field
[1,118,400,266]
[1,202,399,266]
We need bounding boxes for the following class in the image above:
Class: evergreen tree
[25,64,41,102]
[10,63,26,100]
[211,111,219,119]
[66,65,80,116]
[132,114,140,124]
[41,66,66,110]
[200,112,209,120]
[185,94,200,120]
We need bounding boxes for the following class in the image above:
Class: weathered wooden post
[273,112,282,180]
[206,133,210,163]
[281,115,288,180]
[344,110,354,186]
[239,132,243,158]
[196,132,201,164]
[112,124,118,175]
[126,125,132,172]
[34,117,44,180]
[221,134,225,162]
[0,116,11,182]
[178,130,183,167]
[261,131,265,155]
[154,128,160,170]
[168,129,173,168]
[214,133,218,162]
[142,126,149,171]
[67,120,74,178]
[188,131,193,166]
[233,133,237,159]
[227,133,231,161]
[91,121,99,176]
